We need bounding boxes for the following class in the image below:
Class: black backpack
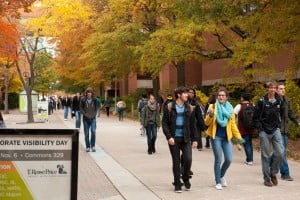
[240,103,255,129]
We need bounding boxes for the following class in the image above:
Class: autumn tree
[0,0,35,114]
[83,0,171,96]
[27,0,94,93]
[139,0,300,87]
[33,51,57,98]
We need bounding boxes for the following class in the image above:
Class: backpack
[240,103,255,129]
[138,98,148,112]
[167,102,194,116]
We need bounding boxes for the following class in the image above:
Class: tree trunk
[26,89,34,123]
[152,76,160,98]
[177,60,185,86]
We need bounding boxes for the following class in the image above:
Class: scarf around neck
[216,100,233,127]
[147,102,157,111]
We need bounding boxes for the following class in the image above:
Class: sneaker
[174,185,182,193]
[221,177,228,187]
[86,148,90,152]
[183,180,191,191]
[264,180,273,187]
[270,175,278,186]
[215,183,223,190]
[91,147,96,152]
[244,161,253,166]
[281,176,293,181]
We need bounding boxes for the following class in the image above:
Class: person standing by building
[103,99,111,118]
[116,99,126,121]
[253,81,284,187]
[80,87,98,152]
[141,94,161,154]
[205,87,244,190]
[233,92,256,165]
[276,82,300,181]
[162,86,198,193]
[72,92,82,129]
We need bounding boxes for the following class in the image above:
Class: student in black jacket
[253,81,284,187]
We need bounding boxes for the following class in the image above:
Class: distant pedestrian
[205,87,244,190]
[187,88,206,151]
[80,87,98,152]
[233,92,256,165]
[253,81,284,187]
[96,96,102,117]
[138,94,148,135]
[0,111,5,128]
[72,92,82,129]
[204,93,216,148]
[103,99,111,117]
[62,95,72,120]
[275,82,300,181]
[163,94,173,112]
[162,86,198,193]
[116,99,126,121]
[141,94,161,154]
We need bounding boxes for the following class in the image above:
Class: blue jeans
[75,111,81,129]
[211,136,232,184]
[83,118,96,148]
[259,129,284,181]
[242,134,253,162]
[145,124,157,152]
[280,133,290,177]
[63,106,69,119]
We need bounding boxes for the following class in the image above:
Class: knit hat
[166,94,173,100]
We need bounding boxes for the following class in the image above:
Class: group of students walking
[138,81,299,193]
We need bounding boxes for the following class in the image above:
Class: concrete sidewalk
[3,109,300,200]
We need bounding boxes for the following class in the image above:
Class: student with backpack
[162,86,198,193]
[138,94,148,135]
[233,92,256,165]
[253,81,284,187]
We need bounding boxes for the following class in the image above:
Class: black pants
[168,137,192,186]
[105,107,110,117]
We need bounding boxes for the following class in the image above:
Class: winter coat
[204,103,242,141]
[162,102,198,143]
[253,93,284,134]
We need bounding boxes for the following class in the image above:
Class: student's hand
[168,138,175,145]
[239,138,246,144]
[192,141,198,149]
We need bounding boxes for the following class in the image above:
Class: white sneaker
[215,183,223,190]
[244,161,253,166]
[221,177,228,187]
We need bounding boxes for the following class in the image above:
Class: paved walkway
[3,109,300,200]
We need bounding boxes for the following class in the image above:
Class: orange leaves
[0,0,35,18]
[0,19,18,61]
